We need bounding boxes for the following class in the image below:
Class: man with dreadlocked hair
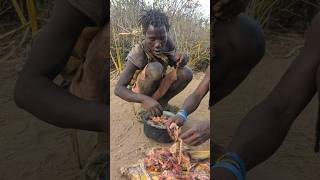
[115,9,193,117]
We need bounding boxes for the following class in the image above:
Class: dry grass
[246,0,319,30]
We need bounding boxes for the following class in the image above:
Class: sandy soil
[214,33,320,180]
[110,74,210,179]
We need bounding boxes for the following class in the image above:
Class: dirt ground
[110,74,210,179]
[214,33,320,180]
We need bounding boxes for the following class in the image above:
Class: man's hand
[166,114,185,128]
[213,0,249,19]
[180,121,210,146]
[176,53,189,68]
[142,96,163,117]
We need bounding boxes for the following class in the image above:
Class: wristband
[212,161,244,180]
[218,152,246,179]
[176,109,188,122]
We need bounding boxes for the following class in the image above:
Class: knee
[216,15,265,66]
[237,15,265,60]
[145,62,164,80]
[177,66,193,83]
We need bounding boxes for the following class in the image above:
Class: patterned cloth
[61,23,108,180]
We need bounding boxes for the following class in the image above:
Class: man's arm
[114,61,163,116]
[214,13,320,179]
[114,61,149,103]
[167,66,209,127]
[14,0,107,132]
[181,66,210,114]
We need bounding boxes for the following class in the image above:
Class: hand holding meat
[181,121,210,146]
[166,115,185,129]
[142,97,163,117]
[175,53,189,68]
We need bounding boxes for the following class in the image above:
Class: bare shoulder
[126,43,148,69]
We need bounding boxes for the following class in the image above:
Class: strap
[212,161,244,180]
[218,152,246,178]
[176,109,188,122]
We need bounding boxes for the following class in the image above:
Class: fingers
[176,53,182,61]
[165,117,174,129]
[169,115,185,127]
[148,103,163,117]
[181,127,210,146]
[153,107,162,117]
[177,54,189,68]
[213,0,230,17]
[165,119,173,134]
[213,4,223,17]
[175,53,183,67]
[180,128,195,139]
[156,104,163,116]
[182,130,200,145]
[214,0,245,19]
[149,108,155,118]
[190,136,207,146]
[175,117,184,126]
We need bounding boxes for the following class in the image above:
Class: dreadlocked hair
[138,9,170,34]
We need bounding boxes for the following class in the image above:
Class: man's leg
[212,15,265,105]
[69,24,108,102]
[158,66,193,106]
[135,61,163,96]
[135,64,193,107]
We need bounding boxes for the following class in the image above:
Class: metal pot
[143,111,175,143]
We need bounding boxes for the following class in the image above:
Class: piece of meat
[141,120,209,179]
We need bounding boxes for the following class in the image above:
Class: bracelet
[212,161,244,180]
[217,152,247,179]
[176,109,188,122]
[220,159,241,170]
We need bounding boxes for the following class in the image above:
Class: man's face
[145,25,168,55]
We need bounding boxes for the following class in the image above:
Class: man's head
[139,9,170,55]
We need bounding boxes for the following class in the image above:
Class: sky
[198,0,210,19]
[145,0,210,20]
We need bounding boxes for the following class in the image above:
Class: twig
[26,0,38,36]
[284,45,304,58]
[0,23,29,41]
[178,138,182,164]
[116,24,130,33]
[139,159,152,180]
[0,6,11,17]
[0,25,30,63]
[0,45,16,63]
[18,26,30,48]
[10,0,27,25]
[70,130,83,169]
